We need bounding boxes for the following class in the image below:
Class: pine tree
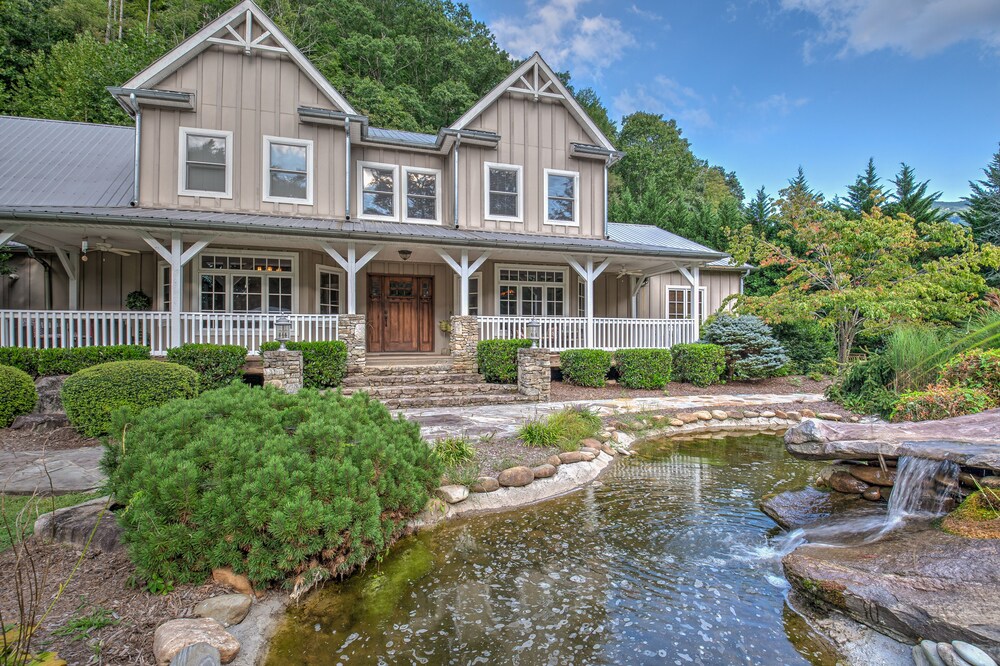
[888,163,949,224]
[962,145,1000,247]
[776,166,822,223]
[746,186,777,238]
[842,158,885,217]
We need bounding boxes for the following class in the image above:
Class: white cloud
[755,93,809,116]
[612,75,714,129]
[628,4,663,22]
[491,0,637,78]
[781,0,1000,58]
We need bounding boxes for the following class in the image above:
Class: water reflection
[266,435,841,665]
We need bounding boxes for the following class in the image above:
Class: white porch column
[141,232,214,348]
[53,248,79,310]
[435,248,490,315]
[319,241,382,314]
[678,265,702,343]
[567,256,611,348]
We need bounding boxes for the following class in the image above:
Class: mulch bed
[467,436,562,478]
[0,426,100,454]
[549,375,833,402]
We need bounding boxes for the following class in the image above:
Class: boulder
[580,438,603,449]
[742,411,760,419]
[153,619,239,665]
[33,496,121,553]
[774,410,788,419]
[532,464,556,479]
[862,486,882,501]
[937,644,967,666]
[848,464,897,487]
[434,485,469,504]
[170,642,221,666]
[579,446,601,456]
[34,375,69,414]
[498,466,534,487]
[677,413,699,424]
[470,477,500,493]
[919,640,948,666]
[9,413,71,432]
[758,487,868,530]
[711,410,728,420]
[953,641,998,666]
[546,455,562,467]
[801,408,816,418]
[193,594,252,628]
[669,418,684,427]
[817,412,844,421]
[558,451,587,464]
[693,411,712,421]
[786,411,802,421]
[828,471,870,494]
[760,411,776,418]
[211,568,254,597]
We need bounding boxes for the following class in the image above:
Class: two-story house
[0,0,745,371]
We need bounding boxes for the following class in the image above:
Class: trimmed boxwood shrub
[0,347,40,376]
[560,349,612,387]
[701,315,788,380]
[167,343,247,390]
[101,384,442,587]
[259,340,348,388]
[61,360,199,436]
[671,343,726,387]
[0,365,38,427]
[890,385,995,423]
[939,349,1000,403]
[477,339,532,383]
[615,348,672,389]
[37,345,149,376]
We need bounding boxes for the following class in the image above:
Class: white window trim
[402,166,442,225]
[178,127,233,199]
[452,271,483,315]
[315,265,345,314]
[196,249,299,314]
[357,161,400,222]
[157,261,171,312]
[493,263,567,316]
[666,286,708,322]
[543,168,580,226]
[262,135,314,205]
[484,162,523,222]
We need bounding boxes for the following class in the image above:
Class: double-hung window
[179,127,232,198]
[485,162,522,221]
[544,169,579,225]
[317,267,341,314]
[497,267,565,316]
[263,136,313,204]
[403,167,440,223]
[666,286,707,321]
[359,162,398,220]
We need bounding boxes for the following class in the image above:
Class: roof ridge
[0,115,134,131]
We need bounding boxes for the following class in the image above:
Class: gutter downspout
[603,156,610,239]
[344,117,351,220]
[130,93,141,207]
[453,136,461,228]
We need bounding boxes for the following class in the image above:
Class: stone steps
[377,393,536,410]
[361,363,455,376]
[343,372,483,387]
[343,382,519,400]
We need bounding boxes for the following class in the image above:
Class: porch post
[320,241,382,315]
[567,256,611,348]
[678,265,701,343]
[140,232,215,348]
[53,248,79,310]
[435,248,490,316]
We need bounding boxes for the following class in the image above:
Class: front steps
[341,364,534,410]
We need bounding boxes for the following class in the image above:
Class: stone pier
[262,350,303,393]
[449,315,478,373]
[337,314,367,374]
[517,347,551,401]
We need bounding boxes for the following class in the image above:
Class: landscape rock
[413,498,449,525]
[742,411,760,419]
[9,413,71,431]
[669,418,684,427]
[711,410,728,420]
[920,640,948,666]
[558,451,587,464]
[434,485,469,504]
[612,431,635,448]
[170,642,221,666]
[774,409,788,419]
[848,464,897,487]
[498,466,534,487]
[153,619,240,665]
[193,594,252,628]
[758,487,870,530]
[33,495,121,552]
[546,455,562,467]
[580,438,603,449]
[828,471,870,494]
[937,643,968,666]
[760,411,776,418]
[211,568,255,597]
[786,411,802,421]
[677,413,699,424]
[470,477,500,493]
[579,451,596,461]
[34,375,68,414]
[580,446,601,456]
[862,486,882,501]
[693,411,713,421]
[953,641,998,666]
[532,464,556,479]
[817,412,844,421]
[599,444,616,456]
[801,408,816,418]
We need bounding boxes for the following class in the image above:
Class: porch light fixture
[526,318,541,348]
[398,249,412,261]
[275,314,292,351]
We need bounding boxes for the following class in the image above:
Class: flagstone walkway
[1,446,105,496]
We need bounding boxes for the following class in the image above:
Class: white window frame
[196,250,299,314]
[543,168,580,226]
[484,162,523,222]
[402,166,442,224]
[178,127,233,199]
[453,271,483,316]
[262,135,314,205]
[157,261,171,312]
[494,264,567,316]
[666,286,708,322]
[316,265,345,314]
[357,161,400,222]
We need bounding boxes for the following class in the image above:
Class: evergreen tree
[887,163,949,224]
[962,145,1000,247]
[746,186,777,238]
[842,157,885,217]
[776,166,823,223]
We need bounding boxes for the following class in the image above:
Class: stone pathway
[0,447,105,496]
[404,392,827,441]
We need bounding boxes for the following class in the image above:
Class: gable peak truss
[507,62,563,102]
[207,8,284,56]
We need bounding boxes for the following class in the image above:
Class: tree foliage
[962,144,1000,248]
[887,162,949,224]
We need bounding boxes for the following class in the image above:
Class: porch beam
[0,225,26,247]
[319,241,382,314]
[180,236,217,266]
[567,255,611,348]
[141,232,172,263]
[53,248,79,310]
[436,249,491,316]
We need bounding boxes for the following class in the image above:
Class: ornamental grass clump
[701,315,788,380]
[102,384,442,588]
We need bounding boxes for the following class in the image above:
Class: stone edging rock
[616,408,853,443]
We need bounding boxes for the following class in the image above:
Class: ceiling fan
[86,236,139,257]
[616,265,645,279]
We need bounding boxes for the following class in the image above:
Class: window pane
[187,164,226,193]
[269,172,307,200]
[186,135,226,164]
[269,143,306,172]
[407,195,436,220]
[489,192,517,217]
[548,198,575,222]
[489,168,517,193]
[363,167,394,193]
[548,174,574,198]
[363,192,394,216]
[407,172,436,197]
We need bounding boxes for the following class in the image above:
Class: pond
[265,434,842,665]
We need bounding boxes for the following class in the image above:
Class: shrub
[167,344,247,391]
[37,345,149,376]
[771,320,836,375]
[671,343,726,387]
[701,315,788,380]
[61,360,199,436]
[476,339,532,383]
[615,349,672,389]
[0,365,37,427]
[826,354,896,416]
[890,385,994,422]
[939,349,1000,403]
[259,340,348,388]
[433,436,475,468]
[102,384,441,587]
[0,347,40,376]
[560,349,612,387]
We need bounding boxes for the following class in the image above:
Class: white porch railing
[179,313,339,354]
[477,316,696,351]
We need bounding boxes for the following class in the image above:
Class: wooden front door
[367,275,435,353]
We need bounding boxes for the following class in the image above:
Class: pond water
[265,434,842,665]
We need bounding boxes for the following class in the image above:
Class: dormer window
[403,167,441,224]
[179,127,232,198]
[359,162,398,221]
[485,162,522,222]
[544,169,579,225]
[263,136,313,204]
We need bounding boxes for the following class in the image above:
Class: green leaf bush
[560,349,612,387]
[939,349,1000,403]
[259,341,347,388]
[0,365,38,427]
[701,315,788,380]
[476,339,532,383]
[615,349,672,389]
[102,385,442,587]
[61,360,199,436]
[0,347,40,376]
[166,343,247,390]
[37,345,149,376]
[771,320,837,375]
[671,343,726,387]
[890,385,994,423]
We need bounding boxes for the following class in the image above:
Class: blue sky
[467,0,1000,202]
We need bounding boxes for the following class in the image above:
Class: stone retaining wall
[262,351,303,394]
[517,347,551,401]
[337,314,367,374]
[449,315,478,372]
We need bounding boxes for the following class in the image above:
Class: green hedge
[615,348,672,389]
[37,345,150,376]
[890,385,994,423]
[477,339,532,383]
[167,344,247,391]
[560,349,612,387]
[671,343,726,387]
[102,384,442,587]
[0,365,37,427]
[61,360,199,437]
[259,340,347,388]
[0,347,40,376]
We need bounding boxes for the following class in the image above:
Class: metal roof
[607,222,719,254]
[366,127,438,145]
[0,116,135,208]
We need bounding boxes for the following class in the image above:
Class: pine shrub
[102,385,442,587]
[0,365,37,427]
[890,385,994,423]
[37,345,149,376]
[61,360,199,436]
[615,349,672,389]
[939,349,1000,403]
[0,347,40,376]
[701,315,788,380]
[260,340,348,388]
[477,339,532,383]
[167,343,247,390]
[560,349,612,387]
[671,343,726,387]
